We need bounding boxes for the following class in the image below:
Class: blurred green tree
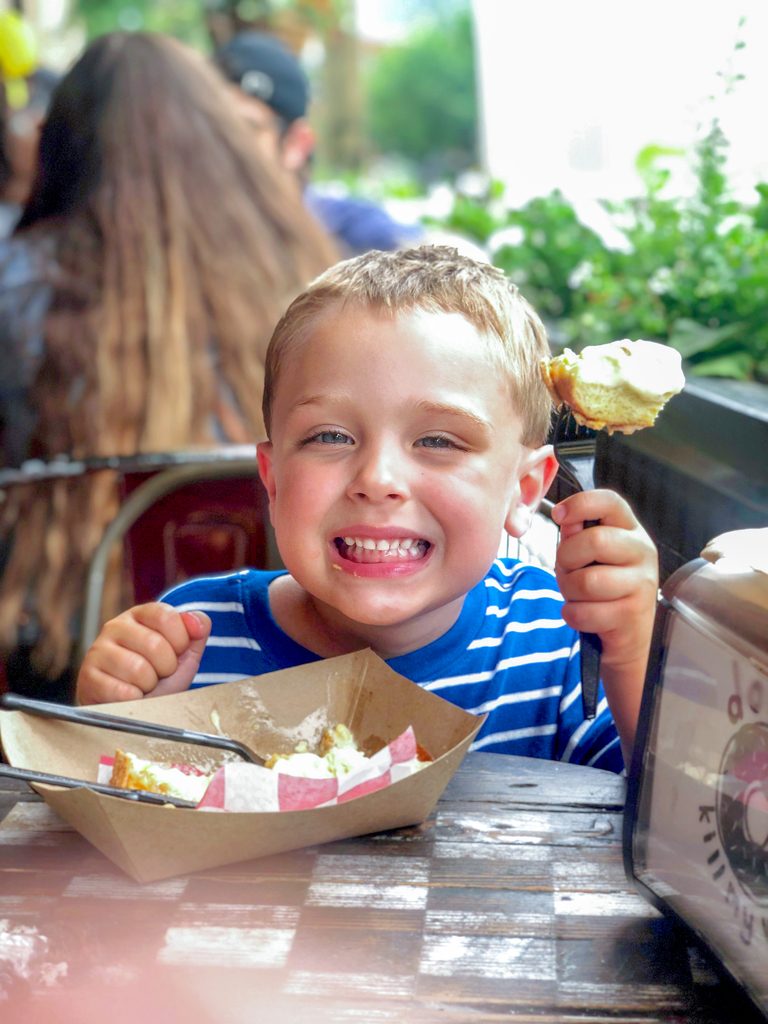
[364,8,476,179]
[71,0,209,46]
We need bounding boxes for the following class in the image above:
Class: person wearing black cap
[214,31,424,257]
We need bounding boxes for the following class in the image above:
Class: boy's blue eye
[307,430,353,445]
[417,434,460,450]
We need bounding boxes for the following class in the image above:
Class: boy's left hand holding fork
[552,487,659,763]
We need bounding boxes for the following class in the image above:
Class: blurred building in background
[473,0,768,206]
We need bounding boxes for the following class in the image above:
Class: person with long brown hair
[0,31,338,698]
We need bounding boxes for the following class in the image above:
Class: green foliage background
[432,123,768,383]
[364,9,477,179]
[72,0,208,47]
[67,4,766,384]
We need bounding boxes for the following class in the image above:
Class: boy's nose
[347,441,409,502]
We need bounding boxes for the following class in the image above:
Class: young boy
[77,246,658,772]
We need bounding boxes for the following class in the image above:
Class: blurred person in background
[0,80,19,236]
[0,70,60,236]
[0,10,57,237]
[0,31,338,700]
[214,30,425,256]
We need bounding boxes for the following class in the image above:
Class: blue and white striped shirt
[161,559,623,773]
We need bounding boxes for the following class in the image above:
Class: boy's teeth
[342,536,428,552]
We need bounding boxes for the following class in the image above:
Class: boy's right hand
[75,603,211,705]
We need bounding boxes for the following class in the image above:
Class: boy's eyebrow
[416,400,494,432]
[289,396,495,432]
[292,395,323,408]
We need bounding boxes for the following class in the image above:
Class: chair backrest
[0,449,277,676]
[119,469,271,605]
[78,452,278,660]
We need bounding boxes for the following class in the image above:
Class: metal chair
[0,447,278,681]
[78,454,280,659]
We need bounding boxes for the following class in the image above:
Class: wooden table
[0,753,763,1023]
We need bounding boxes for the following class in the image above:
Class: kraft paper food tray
[0,649,483,883]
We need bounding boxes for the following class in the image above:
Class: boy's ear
[504,445,559,538]
[257,441,276,510]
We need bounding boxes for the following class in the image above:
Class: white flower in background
[716,213,752,237]
[421,228,490,262]
[568,261,594,289]
[382,195,428,227]
[487,196,508,222]
[506,268,529,286]
[648,266,674,294]
[423,183,457,220]
[572,198,634,252]
[455,169,491,199]
[487,224,525,253]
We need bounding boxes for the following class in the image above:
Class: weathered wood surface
[0,754,762,1023]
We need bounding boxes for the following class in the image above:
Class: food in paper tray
[109,749,215,802]
[104,723,431,810]
[264,722,370,778]
[264,723,430,778]
[541,338,685,433]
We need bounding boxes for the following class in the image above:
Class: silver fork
[0,693,266,765]
[551,407,601,720]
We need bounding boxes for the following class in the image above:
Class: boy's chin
[333,603,417,630]
[326,593,466,641]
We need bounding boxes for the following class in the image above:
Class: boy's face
[258,304,555,649]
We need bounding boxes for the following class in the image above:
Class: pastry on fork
[541,339,685,719]
[541,338,685,435]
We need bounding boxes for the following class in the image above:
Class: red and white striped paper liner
[98,726,424,813]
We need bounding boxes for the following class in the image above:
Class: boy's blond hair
[263,245,554,446]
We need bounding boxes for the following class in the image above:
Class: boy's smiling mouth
[334,536,431,564]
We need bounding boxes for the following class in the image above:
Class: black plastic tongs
[0,693,265,807]
[0,762,200,808]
